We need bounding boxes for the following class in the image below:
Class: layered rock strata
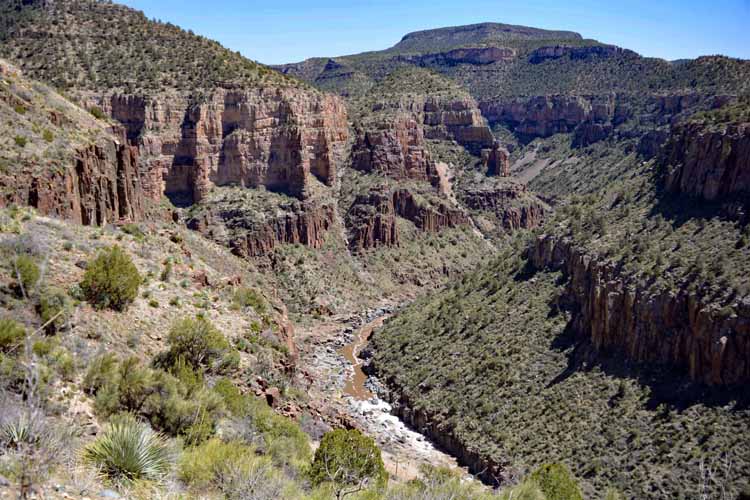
[80,88,349,203]
[346,187,469,252]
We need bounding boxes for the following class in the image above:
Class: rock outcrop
[481,142,511,177]
[460,181,547,230]
[480,94,616,142]
[661,121,750,202]
[352,115,439,184]
[346,187,469,252]
[1,140,143,226]
[81,88,349,204]
[352,95,495,183]
[529,235,750,386]
[528,44,635,64]
[186,193,336,258]
[406,46,517,66]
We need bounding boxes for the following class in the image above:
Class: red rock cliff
[346,187,469,252]
[0,140,143,226]
[80,87,349,203]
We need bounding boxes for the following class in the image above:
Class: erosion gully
[299,306,472,483]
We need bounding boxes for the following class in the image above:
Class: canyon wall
[346,188,469,252]
[529,235,750,386]
[480,94,617,142]
[187,199,336,258]
[81,87,349,203]
[661,121,750,202]
[0,139,143,226]
[460,182,547,230]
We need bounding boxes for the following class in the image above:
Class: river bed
[299,308,470,482]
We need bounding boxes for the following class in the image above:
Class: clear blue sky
[120,0,750,65]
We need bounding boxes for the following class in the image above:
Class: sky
[119,0,750,65]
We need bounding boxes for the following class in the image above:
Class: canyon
[0,1,749,498]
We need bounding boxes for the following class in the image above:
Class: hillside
[0,0,298,92]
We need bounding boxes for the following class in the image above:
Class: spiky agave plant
[84,413,175,485]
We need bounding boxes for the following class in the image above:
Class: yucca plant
[83,413,175,485]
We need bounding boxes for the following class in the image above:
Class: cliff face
[480,94,616,141]
[460,181,547,230]
[186,194,336,258]
[529,235,750,386]
[81,87,349,203]
[346,187,469,252]
[352,94,494,183]
[1,140,143,226]
[528,44,635,64]
[661,121,750,202]
[352,115,438,184]
[406,46,517,66]
[0,59,144,226]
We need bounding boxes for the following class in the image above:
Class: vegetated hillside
[370,96,750,498]
[370,235,750,499]
[0,0,299,92]
[277,22,750,102]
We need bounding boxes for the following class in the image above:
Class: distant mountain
[386,22,583,54]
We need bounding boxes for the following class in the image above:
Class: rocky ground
[296,305,474,483]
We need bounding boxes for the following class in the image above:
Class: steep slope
[0,0,349,207]
[0,59,143,225]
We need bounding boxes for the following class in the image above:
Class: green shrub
[160,260,172,282]
[87,354,224,443]
[80,246,141,311]
[156,317,235,374]
[13,254,40,294]
[83,353,119,395]
[83,413,174,485]
[39,287,72,333]
[529,463,583,500]
[42,129,54,143]
[310,429,387,494]
[232,287,267,314]
[14,136,27,147]
[0,319,26,353]
[178,438,252,489]
[89,106,106,120]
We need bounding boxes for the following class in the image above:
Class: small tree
[529,463,583,500]
[80,246,141,311]
[156,317,234,373]
[309,429,387,499]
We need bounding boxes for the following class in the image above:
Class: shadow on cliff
[648,171,745,227]
[547,307,750,413]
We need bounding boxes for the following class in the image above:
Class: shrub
[39,287,72,333]
[310,429,387,496]
[83,413,174,485]
[232,287,267,314]
[178,438,252,489]
[156,317,235,374]
[0,319,26,353]
[83,353,119,395]
[529,463,583,500]
[14,136,27,147]
[89,106,106,120]
[80,246,141,311]
[13,255,40,294]
[42,129,54,143]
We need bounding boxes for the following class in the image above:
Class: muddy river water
[339,315,386,400]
